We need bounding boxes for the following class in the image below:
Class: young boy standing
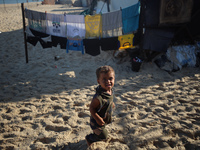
[85,65,115,146]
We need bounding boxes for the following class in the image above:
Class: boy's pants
[86,117,108,144]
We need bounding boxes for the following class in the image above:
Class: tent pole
[21,3,28,63]
[138,0,146,60]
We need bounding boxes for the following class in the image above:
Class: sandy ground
[0,2,200,150]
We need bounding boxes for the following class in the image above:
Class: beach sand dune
[0,3,200,150]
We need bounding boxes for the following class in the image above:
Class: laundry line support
[21,3,28,63]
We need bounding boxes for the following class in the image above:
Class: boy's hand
[96,117,105,126]
[90,97,105,126]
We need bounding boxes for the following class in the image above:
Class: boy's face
[97,71,115,92]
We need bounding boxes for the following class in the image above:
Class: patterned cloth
[25,9,46,33]
[46,13,66,37]
[85,14,102,38]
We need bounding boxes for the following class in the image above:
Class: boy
[85,65,115,146]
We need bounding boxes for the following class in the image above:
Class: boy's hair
[96,65,115,79]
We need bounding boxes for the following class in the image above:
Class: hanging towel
[83,39,100,56]
[122,2,140,34]
[102,10,122,38]
[118,33,134,50]
[25,9,46,33]
[46,13,66,37]
[65,15,86,38]
[85,14,102,38]
[66,39,84,54]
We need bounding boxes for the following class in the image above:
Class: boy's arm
[112,102,115,109]
[90,97,105,126]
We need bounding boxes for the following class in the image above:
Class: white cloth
[46,13,66,37]
[65,15,86,38]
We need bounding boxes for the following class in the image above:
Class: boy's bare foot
[85,135,91,146]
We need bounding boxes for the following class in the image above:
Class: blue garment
[66,39,84,54]
[122,2,140,34]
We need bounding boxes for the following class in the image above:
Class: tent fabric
[122,1,140,34]
[159,0,193,25]
[102,10,122,38]
[142,28,175,52]
[143,0,160,27]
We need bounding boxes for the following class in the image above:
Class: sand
[0,2,200,150]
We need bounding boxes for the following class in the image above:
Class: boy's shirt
[92,86,114,124]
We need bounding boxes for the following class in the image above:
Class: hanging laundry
[46,13,66,37]
[29,28,49,38]
[25,9,46,33]
[66,39,84,54]
[39,36,52,49]
[100,37,119,51]
[65,15,86,39]
[83,39,100,56]
[85,14,102,38]
[118,33,135,50]
[26,28,52,48]
[51,36,67,49]
[102,10,122,38]
[122,1,140,34]
[26,27,38,46]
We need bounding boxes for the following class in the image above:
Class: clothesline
[22,2,140,63]
[25,1,140,39]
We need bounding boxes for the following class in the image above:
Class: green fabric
[95,86,113,124]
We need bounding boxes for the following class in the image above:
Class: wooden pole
[21,3,28,63]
